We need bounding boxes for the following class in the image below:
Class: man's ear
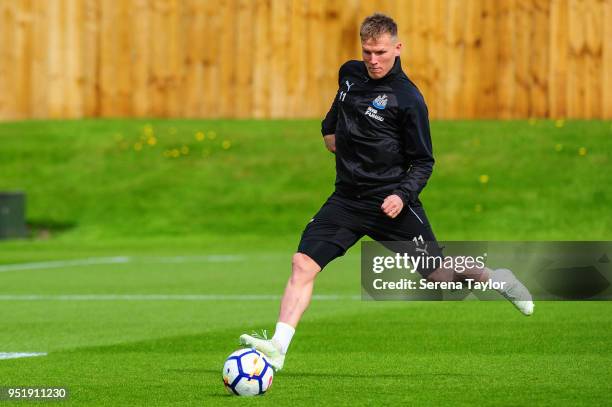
[394,41,402,56]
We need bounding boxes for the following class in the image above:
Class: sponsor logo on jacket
[365,106,384,121]
[364,94,387,121]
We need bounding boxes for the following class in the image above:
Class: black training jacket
[321,57,434,205]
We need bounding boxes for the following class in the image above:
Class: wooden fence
[0,0,610,120]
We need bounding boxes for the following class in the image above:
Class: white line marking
[0,294,360,301]
[0,257,130,272]
[407,205,424,224]
[0,255,247,273]
[141,255,245,264]
[0,352,47,360]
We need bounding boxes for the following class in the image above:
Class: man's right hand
[323,134,336,153]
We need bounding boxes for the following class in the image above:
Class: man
[240,13,533,371]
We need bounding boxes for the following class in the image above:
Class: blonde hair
[360,13,398,42]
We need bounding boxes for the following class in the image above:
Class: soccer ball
[222,348,274,396]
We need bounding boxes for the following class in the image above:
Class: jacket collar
[363,57,402,82]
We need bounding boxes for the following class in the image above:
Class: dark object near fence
[0,192,27,239]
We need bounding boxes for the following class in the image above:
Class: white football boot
[492,268,535,316]
[239,331,285,371]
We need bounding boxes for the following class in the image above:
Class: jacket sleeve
[321,96,339,136]
[392,96,435,205]
[321,64,346,136]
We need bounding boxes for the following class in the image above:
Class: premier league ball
[222,348,274,396]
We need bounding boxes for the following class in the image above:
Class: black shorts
[297,191,443,277]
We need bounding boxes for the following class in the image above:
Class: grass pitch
[0,119,611,405]
[0,251,611,406]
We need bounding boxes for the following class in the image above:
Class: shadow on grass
[27,218,77,239]
[169,368,483,380]
[63,330,486,382]
[65,331,231,354]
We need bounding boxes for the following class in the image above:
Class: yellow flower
[222,140,232,150]
[528,118,537,126]
[555,119,565,128]
[479,174,489,184]
[143,124,154,136]
[554,144,563,152]
[195,131,205,141]
[134,142,143,151]
[181,146,189,155]
[578,147,587,156]
[147,137,157,146]
[171,149,180,158]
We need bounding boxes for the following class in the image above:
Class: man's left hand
[381,194,404,218]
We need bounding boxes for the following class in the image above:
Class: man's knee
[427,266,454,283]
[291,253,321,283]
[427,265,487,283]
